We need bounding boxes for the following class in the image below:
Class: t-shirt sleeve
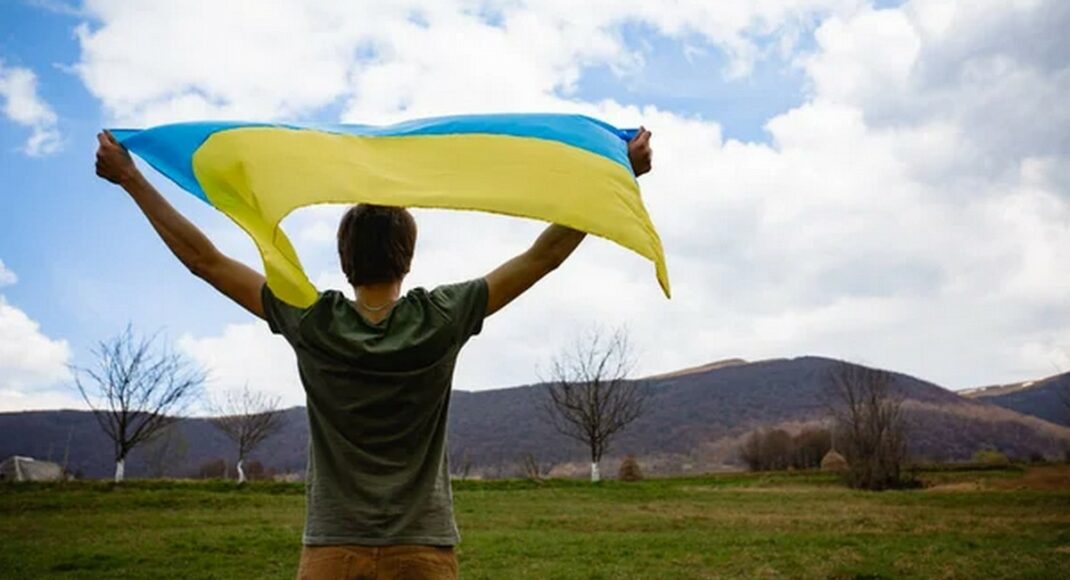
[430,278,489,341]
[260,282,308,342]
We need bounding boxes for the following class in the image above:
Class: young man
[94,127,653,579]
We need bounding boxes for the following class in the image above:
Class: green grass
[2,469,1068,579]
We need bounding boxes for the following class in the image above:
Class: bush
[618,455,643,481]
[739,427,832,472]
[195,458,227,479]
[972,449,1010,466]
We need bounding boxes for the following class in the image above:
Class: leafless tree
[519,452,555,481]
[540,328,647,482]
[75,326,204,482]
[448,447,474,480]
[792,428,832,469]
[739,428,787,471]
[827,362,909,490]
[209,386,285,484]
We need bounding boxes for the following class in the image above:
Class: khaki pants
[296,544,459,580]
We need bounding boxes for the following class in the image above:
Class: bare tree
[738,428,791,471]
[209,386,285,484]
[540,328,647,482]
[827,362,909,490]
[75,326,203,482]
[448,446,474,480]
[519,452,556,481]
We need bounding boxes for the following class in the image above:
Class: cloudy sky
[1,0,1068,412]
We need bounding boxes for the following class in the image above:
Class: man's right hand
[95,131,139,185]
[628,127,653,177]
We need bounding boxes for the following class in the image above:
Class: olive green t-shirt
[261,278,488,546]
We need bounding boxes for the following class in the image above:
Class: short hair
[337,204,417,286]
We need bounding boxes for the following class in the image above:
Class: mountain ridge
[962,371,1070,427]
[3,355,1068,479]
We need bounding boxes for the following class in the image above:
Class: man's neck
[352,281,402,322]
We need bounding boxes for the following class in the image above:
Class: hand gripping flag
[112,113,670,307]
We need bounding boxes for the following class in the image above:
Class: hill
[962,373,1070,427]
[448,356,1070,475]
[2,356,1068,479]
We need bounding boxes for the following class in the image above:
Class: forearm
[483,224,585,316]
[119,170,222,276]
[526,224,587,270]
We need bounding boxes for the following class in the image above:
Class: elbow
[186,260,211,280]
[186,252,221,280]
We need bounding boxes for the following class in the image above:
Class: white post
[237,459,246,484]
[114,458,125,482]
[590,462,600,482]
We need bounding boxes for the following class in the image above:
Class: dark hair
[337,204,417,286]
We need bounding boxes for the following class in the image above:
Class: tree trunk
[114,458,125,482]
[237,459,246,484]
[590,462,600,482]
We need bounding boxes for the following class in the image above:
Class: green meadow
[2,467,1068,579]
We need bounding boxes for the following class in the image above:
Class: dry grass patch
[992,465,1070,491]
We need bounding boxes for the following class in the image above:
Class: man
[95,126,653,579]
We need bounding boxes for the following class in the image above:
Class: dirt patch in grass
[923,482,984,492]
[992,465,1070,491]
[678,485,829,494]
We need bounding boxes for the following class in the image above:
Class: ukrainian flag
[112,113,669,307]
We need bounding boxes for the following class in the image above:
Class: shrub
[972,449,1010,466]
[195,458,227,479]
[739,427,832,472]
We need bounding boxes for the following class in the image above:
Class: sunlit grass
[1,468,1068,579]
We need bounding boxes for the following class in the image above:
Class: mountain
[448,356,1070,474]
[962,372,1070,427]
[0,407,311,480]
[2,356,1068,479]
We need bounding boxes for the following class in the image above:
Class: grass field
[2,466,1069,579]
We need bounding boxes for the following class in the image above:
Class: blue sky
[1,0,1068,410]
[0,1,812,397]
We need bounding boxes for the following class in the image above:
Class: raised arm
[95,131,266,319]
[484,127,653,316]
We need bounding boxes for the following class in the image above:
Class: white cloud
[0,259,16,287]
[177,323,303,409]
[0,297,72,388]
[0,388,86,413]
[73,0,857,125]
[0,60,62,156]
[73,0,1070,393]
[0,261,74,410]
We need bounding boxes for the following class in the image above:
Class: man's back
[262,280,487,545]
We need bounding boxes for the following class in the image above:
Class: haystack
[618,455,644,481]
[820,450,848,472]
